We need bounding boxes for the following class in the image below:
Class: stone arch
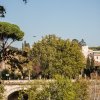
[5,85,30,100]
[8,91,19,100]
[8,90,28,100]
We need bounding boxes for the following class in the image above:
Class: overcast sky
[0,0,100,48]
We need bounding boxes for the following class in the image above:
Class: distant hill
[89,46,100,51]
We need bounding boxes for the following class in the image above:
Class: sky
[0,0,100,48]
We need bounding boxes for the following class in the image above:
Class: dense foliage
[0,34,85,80]
[0,48,31,80]
[0,22,24,79]
[32,35,85,78]
[0,22,24,61]
[18,75,89,100]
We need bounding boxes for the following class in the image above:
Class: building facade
[82,46,100,66]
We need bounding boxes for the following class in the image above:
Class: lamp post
[28,69,30,80]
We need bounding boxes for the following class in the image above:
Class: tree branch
[5,40,16,50]
[4,38,8,46]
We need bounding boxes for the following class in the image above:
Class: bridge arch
[8,90,28,100]
[3,80,53,100]
[4,85,30,100]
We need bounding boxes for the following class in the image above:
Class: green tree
[0,0,27,17]
[74,80,89,100]
[0,22,24,73]
[79,39,86,47]
[38,76,89,100]
[91,56,94,68]
[37,75,76,100]
[72,39,79,44]
[19,75,89,100]
[18,85,38,100]
[0,6,6,17]
[6,41,32,80]
[86,56,91,68]
[85,55,95,78]
[32,35,85,79]
[7,50,30,80]
[0,22,24,60]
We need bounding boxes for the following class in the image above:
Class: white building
[82,46,89,58]
[82,46,100,66]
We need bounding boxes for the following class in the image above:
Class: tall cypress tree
[86,56,91,68]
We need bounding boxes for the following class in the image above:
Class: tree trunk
[0,61,6,71]
[0,61,6,79]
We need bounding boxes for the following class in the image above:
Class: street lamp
[6,74,9,80]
